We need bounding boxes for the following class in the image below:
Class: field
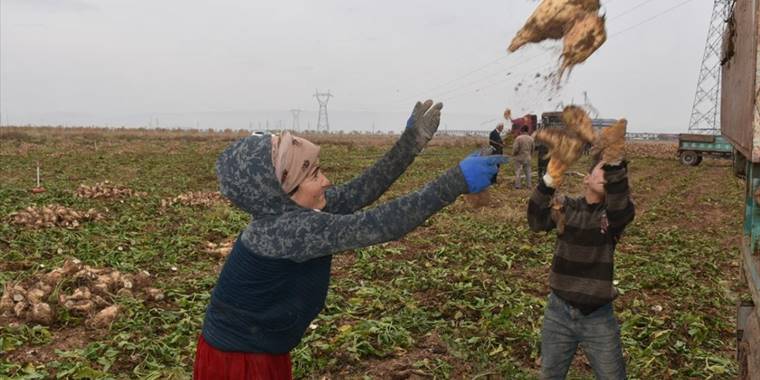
[0,127,748,379]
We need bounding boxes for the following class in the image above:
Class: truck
[509,114,538,136]
[537,111,619,155]
[540,111,563,130]
[539,111,618,133]
[677,133,733,166]
[720,0,760,376]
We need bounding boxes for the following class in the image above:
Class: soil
[328,333,473,379]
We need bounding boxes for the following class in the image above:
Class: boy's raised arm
[528,178,557,232]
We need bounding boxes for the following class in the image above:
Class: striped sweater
[527,163,635,314]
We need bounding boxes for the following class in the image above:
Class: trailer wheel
[680,151,699,166]
[734,149,747,179]
[695,155,703,165]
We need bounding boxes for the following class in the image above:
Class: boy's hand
[544,159,568,188]
[534,107,591,189]
[593,119,627,165]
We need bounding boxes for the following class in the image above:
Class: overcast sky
[1,0,716,132]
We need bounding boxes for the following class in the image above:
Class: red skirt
[193,335,293,380]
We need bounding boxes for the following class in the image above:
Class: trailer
[539,111,618,133]
[677,133,733,166]
[509,114,538,136]
[720,0,760,377]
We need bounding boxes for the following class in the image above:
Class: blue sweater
[202,130,468,353]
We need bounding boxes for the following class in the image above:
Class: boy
[527,158,635,379]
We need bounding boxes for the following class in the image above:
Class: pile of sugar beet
[1,259,163,329]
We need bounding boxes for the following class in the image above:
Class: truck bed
[678,134,733,153]
[721,0,759,161]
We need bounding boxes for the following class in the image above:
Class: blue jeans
[540,293,626,379]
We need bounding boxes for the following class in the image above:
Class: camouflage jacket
[203,129,468,353]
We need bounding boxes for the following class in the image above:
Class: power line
[386,0,697,109]
[610,0,700,37]
[383,0,666,109]
[353,0,699,114]
[436,0,703,103]
[427,54,549,102]
[390,54,511,106]
[608,0,660,20]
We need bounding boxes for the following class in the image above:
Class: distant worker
[536,139,549,179]
[489,123,505,155]
[513,126,534,189]
[489,123,505,183]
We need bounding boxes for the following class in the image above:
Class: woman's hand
[458,153,509,193]
[406,100,443,150]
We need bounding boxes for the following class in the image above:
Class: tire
[695,156,703,165]
[734,149,747,179]
[680,151,699,166]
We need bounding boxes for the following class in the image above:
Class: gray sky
[1,0,714,132]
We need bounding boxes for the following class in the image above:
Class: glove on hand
[458,152,509,193]
[405,100,443,150]
[535,106,593,188]
[543,158,569,188]
[591,118,627,165]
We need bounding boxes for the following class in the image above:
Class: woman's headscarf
[270,132,321,195]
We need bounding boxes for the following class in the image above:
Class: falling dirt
[463,190,493,208]
[508,0,606,81]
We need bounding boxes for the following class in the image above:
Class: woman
[194,100,506,379]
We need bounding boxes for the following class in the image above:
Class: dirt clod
[463,191,492,208]
[88,305,120,328]
[145,288,165,301]
[30,303,53,325]
[203,239,235,258]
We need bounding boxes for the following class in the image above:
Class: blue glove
[458,152,509,193]
[405,113,415,129]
